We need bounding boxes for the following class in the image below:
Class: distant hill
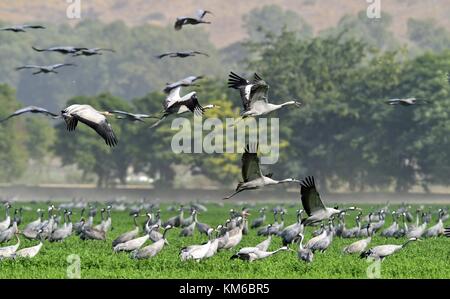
[1,0,450,48]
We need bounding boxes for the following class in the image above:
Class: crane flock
[0,9,447,275]
[0,198,448,264]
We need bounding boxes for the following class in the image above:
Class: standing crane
[343,224,372,254]
[251,208,266,229]
[295,233,313,263]
[112,213,140,247]
[131,225,173,259]
[0,203,12,232]
[360,238,420,261]
[424,209,445,238]
[279,210,304,246]
[0,235,20,258]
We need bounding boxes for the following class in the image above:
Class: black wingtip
[254,73,263,82]
[300,176,316,189]
[244,142,258,154]
[107,137,118,147]
[359,251,369,259]
[227,71,247,89]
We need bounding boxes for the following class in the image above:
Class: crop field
[0,202,449,279]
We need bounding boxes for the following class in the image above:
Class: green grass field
[0,202,449,279]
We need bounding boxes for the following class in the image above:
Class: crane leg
[222,188,245,200]
[150,116,167,128]
[228,116,244,128]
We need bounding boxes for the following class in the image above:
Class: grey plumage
[79,219,106,241]
[16,63,76,75]
[0,203,12,232]
[381,212,399,238]
[0,220,18,243]
[0,25,45,32]
[251,208,266,229]
[280,210,304,245]
[0,235,20,258]
[163,76,204,94]
[49,211,73,242]
[180,221,196,237]
[62,104,118,147]
[424,209,445,238]
[295,233,313,263]
[360,237,419,260]
[343,224,372,254]
[112,214,140,247]
[0,106,59,122]
[108,110,157,122]
[306,221,334,253]
[156,51,209,59]
[255,235,272,251]
[32,46,88,54]
[341,214,361,238]
[195,212,211,236]
[131,225,172,259]
[72,48,115,56]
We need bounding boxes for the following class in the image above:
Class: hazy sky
[1,0,448,47]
